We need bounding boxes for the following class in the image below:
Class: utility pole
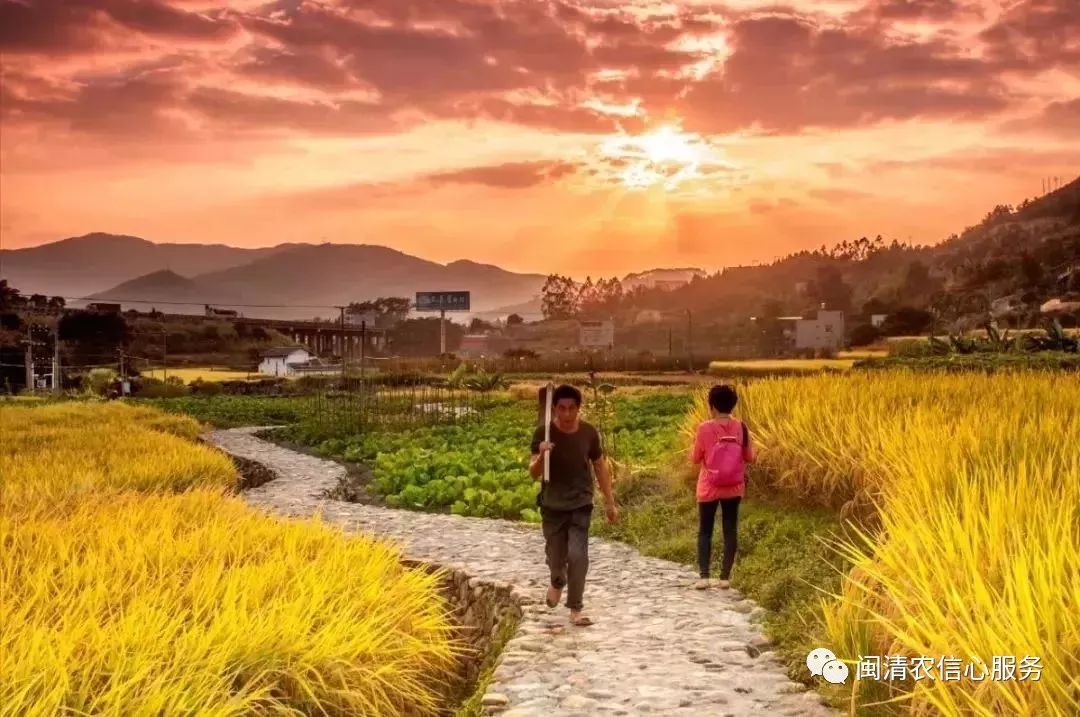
[686,309,694,373]
[439,308,447,355]
[338,306,347,378]
[24,327,34,391]
[360,320,366,381]
[52,325,61,394]
[162,330,167,383]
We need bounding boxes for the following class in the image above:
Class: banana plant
[982,322,1016,352]
[949,332,979,354]
[463,369,509,392]
[442,363,469,388]
[1042,319,1078,352]
[928,335,952,355]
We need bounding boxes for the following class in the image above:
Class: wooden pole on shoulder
[543,381,554,484]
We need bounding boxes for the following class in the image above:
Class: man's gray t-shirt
[530,421,602,511]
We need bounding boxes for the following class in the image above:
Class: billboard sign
[344,310,378,327]
[415,291,471,312]
[579,320,614,348]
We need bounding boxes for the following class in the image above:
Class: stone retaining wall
[403,558,524,705]
[227,453,278,491]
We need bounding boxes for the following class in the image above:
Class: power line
[55,295,358,310]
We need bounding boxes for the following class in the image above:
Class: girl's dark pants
[698,497,741,579]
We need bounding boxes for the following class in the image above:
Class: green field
[143,395,314,428]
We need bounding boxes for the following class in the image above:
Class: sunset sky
[1,0,1078,278]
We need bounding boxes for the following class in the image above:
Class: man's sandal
[569,612,594,626]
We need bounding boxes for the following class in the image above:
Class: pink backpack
[702,420,745,487]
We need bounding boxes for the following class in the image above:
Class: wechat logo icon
[807,647,849,685]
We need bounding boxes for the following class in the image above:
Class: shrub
[82,368,118,396]
[889,337,935,357]
[134,377,189,398]
[849,323,882,347]
[189,378,224,396]
[881,306,935,336]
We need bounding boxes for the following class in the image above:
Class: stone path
[205,427,835,717]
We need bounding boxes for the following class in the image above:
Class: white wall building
[258,347,313,376]
[871,313,888,328]
[1041,298,1080,314]
[795,310,845,350]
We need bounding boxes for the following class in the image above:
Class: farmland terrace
[206,426,836,717]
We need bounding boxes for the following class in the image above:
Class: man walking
[529,384,618,626]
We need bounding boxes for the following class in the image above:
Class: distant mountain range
[7,171,1076,329]
[0,232,706,321]
[0,234,294,301]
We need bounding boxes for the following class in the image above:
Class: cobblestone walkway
[205,427,835,717]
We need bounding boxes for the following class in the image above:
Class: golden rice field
[142,367,260,383]
[685,371,1080,716]
[708,358,857,374]
[0,403,459,716]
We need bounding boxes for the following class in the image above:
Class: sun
[599,124,726,192]
[639,126,702,165]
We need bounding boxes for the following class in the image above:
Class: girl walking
[690,384,755,589]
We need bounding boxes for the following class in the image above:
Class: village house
[795,309,846,351]
[1040,297,1080,315]
[258,346,313,376]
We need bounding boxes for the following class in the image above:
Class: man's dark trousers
[541,504,592,610]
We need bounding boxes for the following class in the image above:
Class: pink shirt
[692,418,749,502]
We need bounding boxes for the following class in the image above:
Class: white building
[871,313,888,328]
[258,346,313,376]
[1041,298,1080,314]
[795,310,845,350]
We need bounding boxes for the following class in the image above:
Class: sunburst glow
[639,126,703,165]
[600,125,733,192]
